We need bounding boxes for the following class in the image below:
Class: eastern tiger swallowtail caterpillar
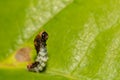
[27,31,48,72]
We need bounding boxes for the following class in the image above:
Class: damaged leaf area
[1,0,120,80]
[0,47,32,69]
[15,47,31,62]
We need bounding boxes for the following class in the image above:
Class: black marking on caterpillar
[27,31,48,72]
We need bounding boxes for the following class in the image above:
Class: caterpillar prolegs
[27,31,48,72]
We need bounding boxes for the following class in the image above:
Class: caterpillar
[27,31,48,72]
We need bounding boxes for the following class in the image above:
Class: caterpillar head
[34,31,48,53]
[41,31,48,42]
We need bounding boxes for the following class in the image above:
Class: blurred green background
[0,0,120,80]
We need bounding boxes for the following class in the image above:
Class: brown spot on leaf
[15,47,31,62]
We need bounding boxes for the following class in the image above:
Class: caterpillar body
[27,31,48,72]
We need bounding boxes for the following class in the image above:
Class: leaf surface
[0,0,120,80]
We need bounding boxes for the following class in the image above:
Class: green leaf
[1,0,120,80]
